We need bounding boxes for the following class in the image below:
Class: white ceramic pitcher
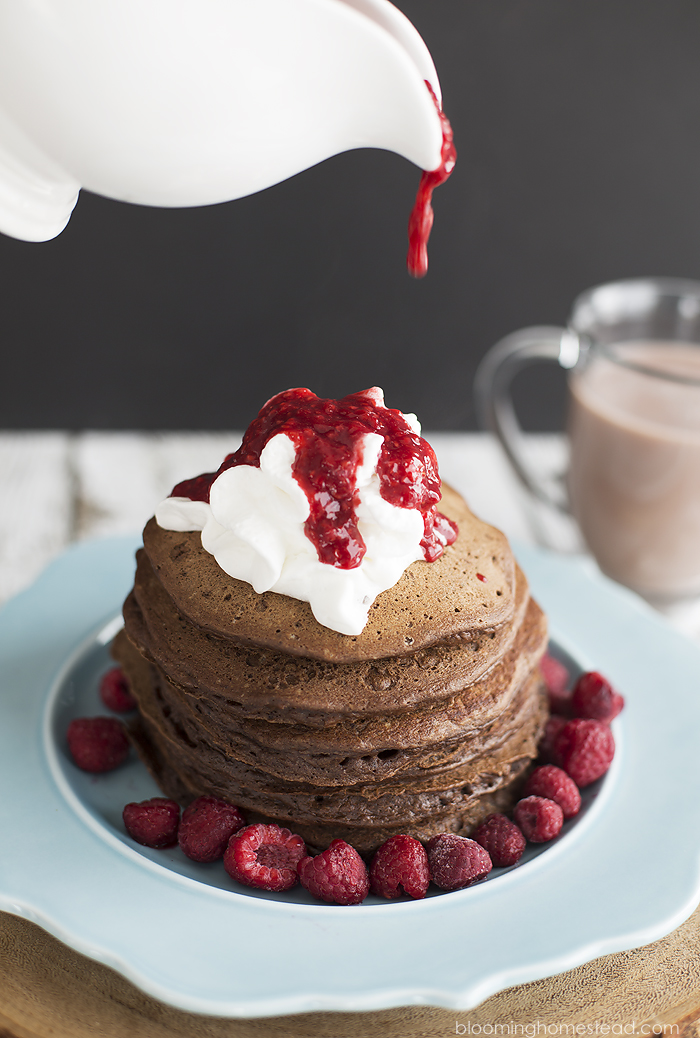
[0,0,445,242]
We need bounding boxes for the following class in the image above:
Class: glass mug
[475,277,700,605]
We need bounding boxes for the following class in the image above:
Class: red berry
[540,652,569,694]
[513,796,563,842]
[67,717,129,772]
[540,653,572,714]
[554,717,615,787]
[178,795,246,863]
[426,834,492,891]
[571,671,624,724]
[224,824,306,892]
[99,667,137,713]
[538,715,568,765]
[298,839,370,905]
[523,765,581,819]
[369,835,429,899]
[123,798,180,848]
[472,814,526,867]
[547,688,573,717]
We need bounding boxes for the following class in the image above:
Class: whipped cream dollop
[156,387,457,636]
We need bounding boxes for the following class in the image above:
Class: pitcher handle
[474,325,581,513]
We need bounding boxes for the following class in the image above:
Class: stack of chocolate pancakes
[113,483,548,855]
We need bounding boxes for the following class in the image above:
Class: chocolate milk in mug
[475,278,700,603]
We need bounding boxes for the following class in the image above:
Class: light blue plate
[0,536,699,1018]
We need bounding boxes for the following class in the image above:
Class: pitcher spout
[0,0,446,242]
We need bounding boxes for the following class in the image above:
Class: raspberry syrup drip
[172,471,218,502]
[171,387,457,570]
[407,82,456,279]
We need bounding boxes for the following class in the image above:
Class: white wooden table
[2,431,698,640]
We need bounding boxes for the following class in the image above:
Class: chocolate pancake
[122,665,546,854]
[114,594,545,789]
[125,548,532,723]
[121,586,543,757]
[141,483,516,663]
[114,481,549,857]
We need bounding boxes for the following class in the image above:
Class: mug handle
[474,326,581,513]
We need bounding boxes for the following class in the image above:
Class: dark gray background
[2,0,700,431]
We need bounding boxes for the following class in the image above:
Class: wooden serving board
[1,906,699,1038]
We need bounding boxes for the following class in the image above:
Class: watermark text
[454,1023,679,1036]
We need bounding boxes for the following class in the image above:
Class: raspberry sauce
[407,83,456,279]
[171,387,457,570]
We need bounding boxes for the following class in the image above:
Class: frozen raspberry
[67,717,129,772]
[99,666,137,713]
[554,717,615,787]
[426,834,492,891]
[540,650,571,704]
[178,795,246,863]
[523,765,581,819]
[537,715,567,765]
[298,839,370,905]
[369,835,429,899]
[123,798,180,848]
[571,671,624,724]
[540,653,572,714]
[224,823,306,892]
[513,796,563,842]
[547,687,573,717]
[472,814,526,867]
[540,651,569,694]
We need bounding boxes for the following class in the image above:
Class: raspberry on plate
[540,651,569,695]
[224,824,306,892]
[547,687,573,717]
[178,795,246,863]
[540,652,572,714]
[513,796,564,843]
[99,667,137,713]
[537,715,568,765]
[571,671,624,724]
[472,814,526,867]
[554,717,615,787]
[369,834,429,899]
[66,717,130,773]
[298,840,370,905]
[426,834,492,891]
[523,765,581,819]
[123,798,180,848]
